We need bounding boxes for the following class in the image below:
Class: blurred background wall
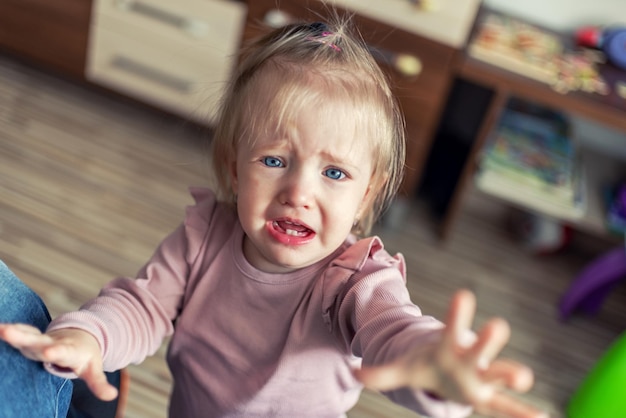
[485,0,626,31]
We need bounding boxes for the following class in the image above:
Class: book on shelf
[476,154,586,221]
[476,102,585,221]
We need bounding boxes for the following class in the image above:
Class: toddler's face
[230,97,375,274]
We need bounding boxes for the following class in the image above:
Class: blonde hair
[211,19,405,236]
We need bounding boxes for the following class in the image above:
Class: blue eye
[262,157,283,167]
[324,168,346,180]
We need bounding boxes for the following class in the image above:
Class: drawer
[87,0,246,123]
[87,20,238,122]
[94,0,245,45]
[324,0,480,49]
[355,14,455,102]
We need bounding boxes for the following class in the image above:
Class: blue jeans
[0,260,73,418]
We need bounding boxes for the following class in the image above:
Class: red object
[576,26,602,48]
[576,26,626,70]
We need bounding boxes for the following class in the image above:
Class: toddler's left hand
[355,290,547,418]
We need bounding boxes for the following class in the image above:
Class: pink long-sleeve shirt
[48,188,471,418]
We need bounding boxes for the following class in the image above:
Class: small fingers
[0,323,54,361]
[43,336,118,401]
[79,362,119,401]
[0,324,116,401]
[444,290,477,347]
[483,359,535,393]
[470,318,511,369]
[0,323,49,344]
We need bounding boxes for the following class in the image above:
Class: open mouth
[273,220,313,237]
[267,219,316,245]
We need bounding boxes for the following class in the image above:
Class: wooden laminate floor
[1,54,625,418]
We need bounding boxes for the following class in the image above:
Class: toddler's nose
[279,171,314,209]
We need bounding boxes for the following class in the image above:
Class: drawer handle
[263,9,422,79]
[115,0,209,38]
[368,46,423,79]
[111,56,192,93]
[264,9,293,28]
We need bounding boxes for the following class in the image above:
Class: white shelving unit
[475,133,626,239]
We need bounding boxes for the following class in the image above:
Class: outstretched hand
[355,290,547,418]
[0,324,118,401]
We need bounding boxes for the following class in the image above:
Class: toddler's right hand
[0,323,118,401]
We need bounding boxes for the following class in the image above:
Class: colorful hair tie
[305,22,341,52]
[307,31,341,52]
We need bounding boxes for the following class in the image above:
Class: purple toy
[559,247,626,320]
[560,183,626,320]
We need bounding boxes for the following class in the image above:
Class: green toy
[568,331,626,418]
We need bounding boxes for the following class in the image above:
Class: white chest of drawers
[87,0,247,124]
